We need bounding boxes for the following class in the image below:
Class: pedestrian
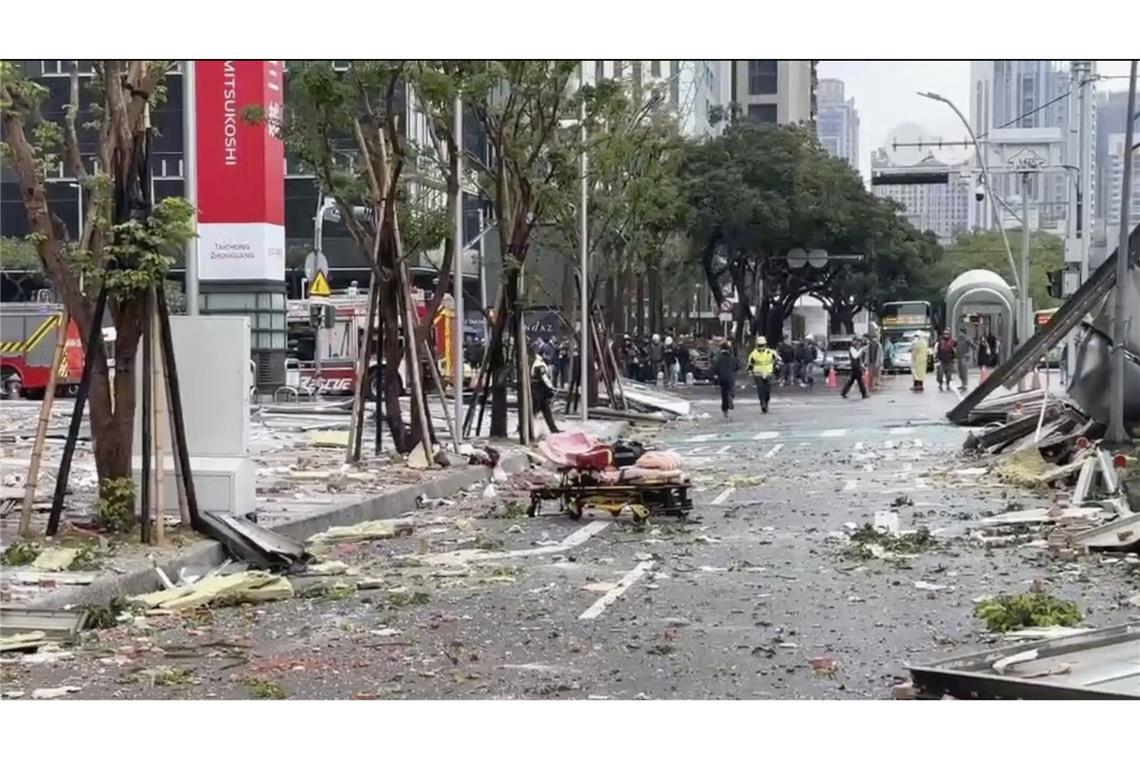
[677,335,691,384]
[985,332,1000,368]
[840,336,868,399]
[649,334,664,384]
[802,335,818,387]
[777,336,795,386]
[746,336,778,413]
[663,336,678,387]
[714,340,739,420]
[911,333,929,392]
[530,347,559,435]
[935,328,957,391]
[955,327,972,392]
[865,329,882,392]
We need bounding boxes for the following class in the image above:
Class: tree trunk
[635,275,645,335]
[648,260,662,335]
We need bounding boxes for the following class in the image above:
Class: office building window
[748,60,778,96]
[650,61,660,78]
[747,104,778,124]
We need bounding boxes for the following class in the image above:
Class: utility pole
[1104,60,1136,448]
[579,63,589,423]
[182,60,199,315]
[452,93,464,441]
[1076,61,1094,284]
[1020,173,1032,343]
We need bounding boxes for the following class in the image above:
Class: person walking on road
[663,336,679,387]
[840,336,868,399]
[747,336,779,413]
[649,334,664,385]
[714,340,739,420]
[955,327,972,392]
[530,348,560,435]
[935,329,957,391]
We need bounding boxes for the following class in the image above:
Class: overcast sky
[817,60,1135,179]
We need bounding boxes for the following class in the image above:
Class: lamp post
[917,91,1024,339]
[182,60,199,316]
[452,93,464,441]
[578,65,589,422]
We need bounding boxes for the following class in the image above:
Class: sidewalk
[0,398,628,611]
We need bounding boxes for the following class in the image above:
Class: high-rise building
[1105,132,1140,232]
[871,148,972,243]
[969,60,1093,233]
[816,78,859,169]
[728,60,815,126]
[588,61,728,139]
[1094,89,1132,225]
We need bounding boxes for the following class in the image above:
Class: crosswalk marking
[752,431,780,440]
[689,446,708,455]
[854,441,864,450]
[686,433,717,443]
[764,443,783,458]
[887,427,915,435]
[820,428,847,438]
[714,444,731,455]
[711,487,735,505]
[843,479,857,491]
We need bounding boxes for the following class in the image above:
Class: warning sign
[308,271,331,298]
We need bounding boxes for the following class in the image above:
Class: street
[3,372,1134,700]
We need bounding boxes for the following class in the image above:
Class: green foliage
[98,196,195,296]
[1,540,41,566]
[82,598,130,629]
[973,592,1083,633]
[244,678,286,700]
[0,236,44,274]
[843,523,936,559]
[927,230,1064,310]
[94,477,136,534]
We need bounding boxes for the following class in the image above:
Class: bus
[880,301,935,373]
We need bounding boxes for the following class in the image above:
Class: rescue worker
[714,340,739,420]
[911,333,930,392]
[935,328,957,391]
[747,336,778,413]
[649,333,664,384]
[530,348,560,434]
[663,336,678,387]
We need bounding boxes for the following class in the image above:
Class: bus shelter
[945,270,1015,361]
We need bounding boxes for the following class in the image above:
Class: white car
[890,340,914,373]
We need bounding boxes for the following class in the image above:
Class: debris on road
[307,518,415,546]
[130,571,293,612]
[30,685,81,699]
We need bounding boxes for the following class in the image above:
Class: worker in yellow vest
[747,336,779,413]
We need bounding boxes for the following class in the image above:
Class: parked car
[823,336,854,376]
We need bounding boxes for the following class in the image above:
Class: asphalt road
[4,373,1137,700]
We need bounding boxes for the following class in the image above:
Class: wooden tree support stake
[19,310,68,537]
[151,300,166,545]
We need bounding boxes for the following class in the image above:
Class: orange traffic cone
[980,366,991,383]
[863,369,870,392]
[826,369,838,388]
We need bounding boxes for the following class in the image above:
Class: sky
[817,60,1136,179]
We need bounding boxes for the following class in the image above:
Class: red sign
[194,60,285,281]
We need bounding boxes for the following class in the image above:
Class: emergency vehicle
[285,286,475,399]
[0,302,85,399]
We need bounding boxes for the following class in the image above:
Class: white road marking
[416,521,610,565]
[854,441,864,450]
[953,387,964,401]
[843,479,857,491]
[689,446,708,455]
[752,431,779,440]
[578,561,654,620]
[820,428,847,438]
[888,427,915,435]
[913,438,924,448]
[714,445,731,456]
[711,487,736,505]
[764,443,783,458]
[686,433,717,443]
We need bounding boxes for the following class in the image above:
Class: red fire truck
[0,302,85,399]
[285,288,474,399]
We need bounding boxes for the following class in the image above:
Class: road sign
[304,251,329,280]
[787,248,808,269]
[308,271,331,299]
[807,248,829,269]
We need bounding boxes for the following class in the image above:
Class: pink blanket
[636,450,685,471]
[538,431,602,468]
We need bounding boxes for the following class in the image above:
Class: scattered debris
[307,518,414,546]
[244,677,286,700]
[131,571,294,612]
[30,685,81,699]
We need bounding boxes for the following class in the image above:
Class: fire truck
[0,302,85,399]
[285,287,474,399]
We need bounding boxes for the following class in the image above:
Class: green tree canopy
[927,230,1063,311]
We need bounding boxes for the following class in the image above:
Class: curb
[32,451,532,611]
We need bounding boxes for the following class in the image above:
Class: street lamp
[917,91,1025,339]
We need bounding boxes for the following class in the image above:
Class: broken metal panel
[1072,457,1099,504]
[910,623,1140,699]
[198,512,312,574]
[0,607,88,642]
[1067,324,1140,425]
[1071,512,1140,551]
[948,223,1140,424]
[1096,447,1122,495]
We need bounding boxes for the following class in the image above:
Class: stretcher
[528,469,693,523]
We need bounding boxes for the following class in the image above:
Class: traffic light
[1047,269,1064,299]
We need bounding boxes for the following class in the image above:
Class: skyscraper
[871,147,971,243]
[588,61,728,139]
[816,78,860,170]
[1106,132,1140,233]
[728,60,815,126]
[968,60,1093,232]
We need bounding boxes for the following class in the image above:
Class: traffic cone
[863,368,870,392]
[980,366,990,383]
[826,369,837,388]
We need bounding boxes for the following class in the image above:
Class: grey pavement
[2,373,1136,700]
